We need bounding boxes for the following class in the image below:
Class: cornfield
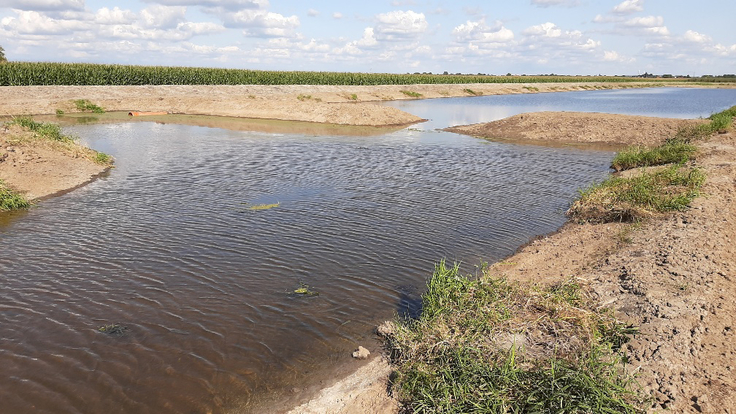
[0,62,647,86]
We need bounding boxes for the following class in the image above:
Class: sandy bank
[0,82,688,128]
[0,125,109,201]
[446,111,706,147]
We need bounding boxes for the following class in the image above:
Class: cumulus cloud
[522,22,600,51]
[623,15,669,36]
[603,50,634,63]
[140,5,186,29]
[306,9,318,17]
[95,7,137,25]
[374,10,427,41]
[332,12,343,19]
[0,0,84,11]
[612,0,644,15]
[221,8,299,37]
[452,19,514,44]
[683,30,711,43]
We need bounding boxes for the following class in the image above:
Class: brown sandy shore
[1,83,735,413]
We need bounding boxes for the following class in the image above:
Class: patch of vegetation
[73,99,105,113]
[5,117,114,166]
[293,282,319,297]
[98,324,129,337]
[0,180,31,211]
[7,116,73,142]
[246,202,280,211]
[463,88,481,96]
[611,138,697,171]
[674,105,736,141]
[523,86,540,92]
[384,261,643,413]
[296,94,321,102]
[55,109,64,115]
[400,90,423,98]
[349,93,358,101]
[568,164,705,223]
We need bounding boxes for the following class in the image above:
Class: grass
[523,86,540,92]
[297,94,321,102]
[400,90,423,98]
[73,99,104,113]
[5,117,114,166]
[611,138,697,171]
[463,88,481,96]
[384,261,643,413]
[0,180,31,211]
[674,105,736,141]
[568,165,705,223]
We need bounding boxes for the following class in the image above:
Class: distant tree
[0,45,6,63]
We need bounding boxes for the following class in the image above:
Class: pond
[0,87,733,413]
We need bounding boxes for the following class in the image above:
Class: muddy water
[0,115,617,413]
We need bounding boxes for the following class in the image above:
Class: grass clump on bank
[0,180,30,211]
[611,138,697,171]
[383,261,643,413]
[73,99,104,113]
[568,165,705,223]
[5,117,114,166]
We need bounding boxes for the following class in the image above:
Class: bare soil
[0,125,109,200]
[446,111,707,146]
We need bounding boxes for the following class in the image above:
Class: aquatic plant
[293,282,319,297]
[98,324,129,337]
[384,261,643,413]
[246,202,280,211]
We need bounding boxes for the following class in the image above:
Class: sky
[0,0,734,76]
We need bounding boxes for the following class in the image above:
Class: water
[1,88,732,413]
[383,87,736,130]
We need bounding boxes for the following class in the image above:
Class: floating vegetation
[293,282,319,297]
[98,324,129,337]
[244,202,280,211]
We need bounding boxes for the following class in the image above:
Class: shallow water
[1,87,733,413]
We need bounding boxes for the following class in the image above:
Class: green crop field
[0,62,654,86]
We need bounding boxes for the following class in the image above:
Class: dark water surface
[1,88,732,413]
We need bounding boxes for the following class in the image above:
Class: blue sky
[0,0,734,76]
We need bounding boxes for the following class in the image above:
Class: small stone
[376,321,396,337]
[352,346,370,360]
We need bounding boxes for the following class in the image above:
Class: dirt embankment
[446,111,706,146]
[0,125,109,201]
[0,82,685,128]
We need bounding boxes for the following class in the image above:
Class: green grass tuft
[568,164,705,223]
[0,180,31,211]
[611,139,697,171]
[385,261,643,413]
[73,99,105,113]
[400,90,423,98]
[7,117,74,143]
[94,151,113,165]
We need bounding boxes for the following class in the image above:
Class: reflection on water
[0,120,614,413]
[384,87,736,130]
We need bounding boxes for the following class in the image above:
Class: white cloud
[307,9,318,17]
[522,22,600,52]
[603,50,634,63]
[332,12,343,19]
[374,10,427,41]
[612,0,644,15]
[683,30,711,43]
[95,7,137,26]
[141,0,267,10]
[223,8,299,37]
[452,19,514,44]
[530,0,581,7]
[140,5,186,29]
[0,0,84,11]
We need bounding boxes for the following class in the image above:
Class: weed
[349,93,358,100]
[568,164,705,223]
[523,86,540,92]
[297,94,322,102]
[384,262,643,413]
[463,88,481,96]
[73,99,104,113]
[0,180,31,211]
[55,109,64,115]
[245,202,280,211]
[611,139,697,171]
[7,117,73,143]
[94,151,113,165]
[400,90,423,98]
